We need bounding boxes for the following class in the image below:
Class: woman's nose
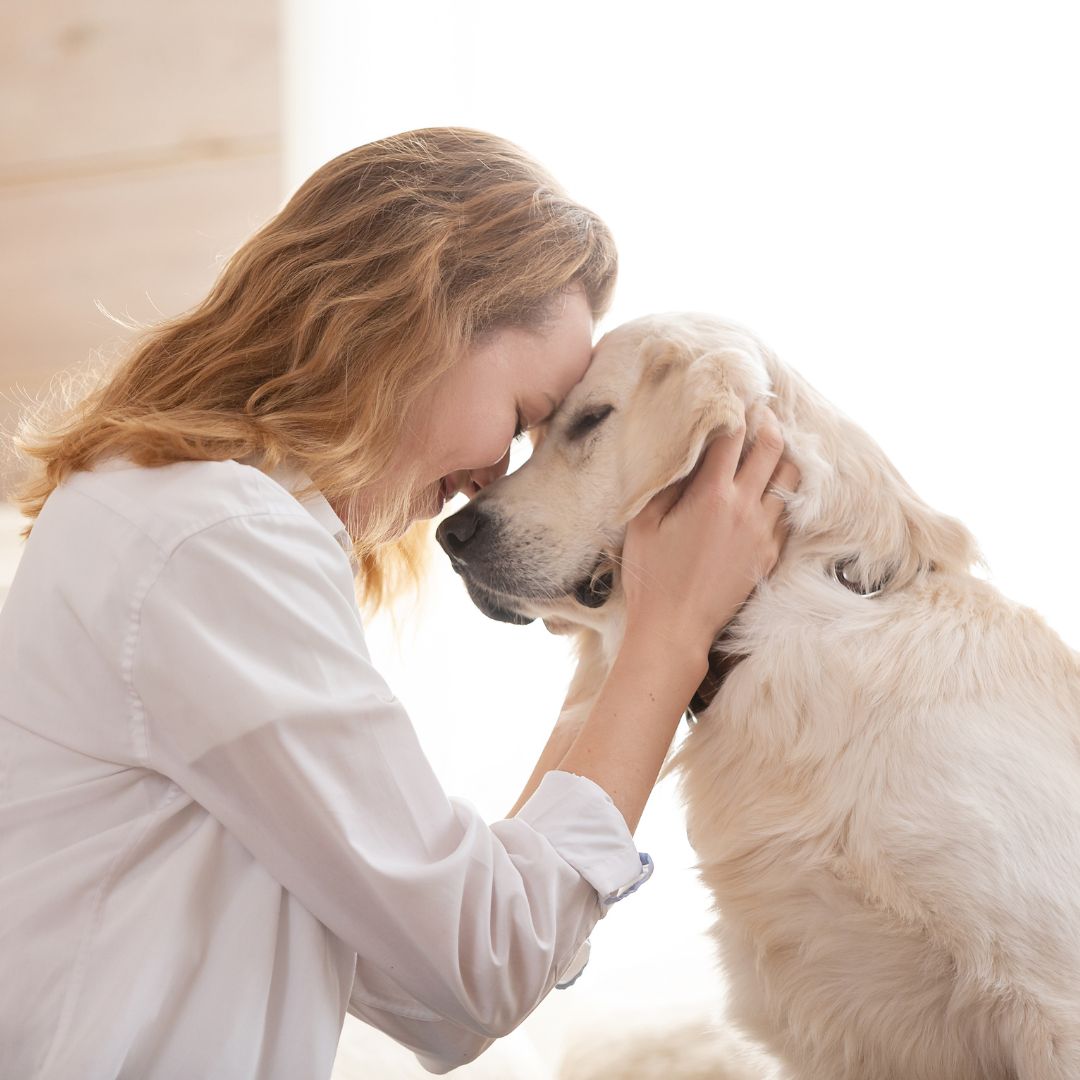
[468,446,512,493]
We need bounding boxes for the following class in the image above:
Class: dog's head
[434,313,773,629]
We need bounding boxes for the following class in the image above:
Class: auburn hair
[11,127,618,608]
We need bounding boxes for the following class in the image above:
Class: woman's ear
[616,340,749,521]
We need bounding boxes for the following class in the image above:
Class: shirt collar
[254,460,358,575]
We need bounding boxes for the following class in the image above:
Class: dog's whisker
[607,551,655,590]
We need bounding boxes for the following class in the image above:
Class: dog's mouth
[462,578,537,625]
[459,554,618,625]
[572,558,616,609]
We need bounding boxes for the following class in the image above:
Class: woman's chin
[391,483,446,535]
[406,482,442,524]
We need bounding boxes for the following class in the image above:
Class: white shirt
[0,457,651,1079]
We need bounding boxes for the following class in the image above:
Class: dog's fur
[437,313,1080,1079]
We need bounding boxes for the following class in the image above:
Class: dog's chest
[670,592,908,899]
[678,679,840,847]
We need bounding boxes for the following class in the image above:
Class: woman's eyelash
[513,414,526,441]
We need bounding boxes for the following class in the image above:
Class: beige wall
[0,0,283,498]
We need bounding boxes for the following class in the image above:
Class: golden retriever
[436,313,1080,1080]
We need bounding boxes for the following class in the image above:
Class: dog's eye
[567,404,614,442]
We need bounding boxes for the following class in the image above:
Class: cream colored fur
[465,313,1080,1079]
[558,1016,779,1080]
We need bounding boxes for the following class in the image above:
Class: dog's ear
[800,407,982,591]
[617,339,750,521]
[895,480,981,583]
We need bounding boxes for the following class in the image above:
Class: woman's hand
[541,409,800,835]
[620,409,799,659]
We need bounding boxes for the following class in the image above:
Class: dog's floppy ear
[796,402,982,591]
[894,478,981,583]
[616,338,750,521]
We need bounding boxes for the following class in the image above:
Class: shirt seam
[348,986,444,1022]
[121,510,341,768]
[0,712,10,804]
[62,481,316,560]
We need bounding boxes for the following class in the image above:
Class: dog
[435,313,1080,1079]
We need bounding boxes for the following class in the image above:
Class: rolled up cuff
[515,770,652,905]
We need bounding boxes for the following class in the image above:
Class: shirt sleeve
[345,953,495,1073]
[128,511,649,1064]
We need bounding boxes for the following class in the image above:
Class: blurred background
[2,1,1078,1076]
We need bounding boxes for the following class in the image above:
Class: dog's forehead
[593,318,657,364]
[550,352,629,419]
[574,324,657,397]
[573,313,764,416]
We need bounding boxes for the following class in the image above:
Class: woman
[0,128,796,1078]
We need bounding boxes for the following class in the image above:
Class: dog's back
[675,355,1080,1079]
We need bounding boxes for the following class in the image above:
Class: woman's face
[343,287,595,535]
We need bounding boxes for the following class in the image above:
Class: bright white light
[283,1,1080,1071]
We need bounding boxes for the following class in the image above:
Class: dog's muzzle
[435,502,535,624]
[437,502,616,619]
[436,502,483,568]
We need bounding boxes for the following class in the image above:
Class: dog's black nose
[436,502,483,563]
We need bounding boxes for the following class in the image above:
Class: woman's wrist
[619,617,714,684]
[555,632,708,833]
[509,624,712,829]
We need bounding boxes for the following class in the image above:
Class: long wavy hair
[11,127,617,607]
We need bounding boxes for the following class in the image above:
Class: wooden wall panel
[0,0,278,178]
[1,0,282,499]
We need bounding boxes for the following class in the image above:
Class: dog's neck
[688,630,747,717]
[684,562,895,719]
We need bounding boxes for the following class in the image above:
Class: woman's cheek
[467,417,514,472]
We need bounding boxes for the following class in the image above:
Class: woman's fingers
[621,407,798,653]
[646,423,747,523]
[638,477,684,523]
[686,422,749,497]
[734,410,785,497]
[762,458,801,516]
[643,409,800,532]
